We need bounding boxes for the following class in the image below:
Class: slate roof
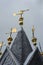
[11,27,32,65]
[0,27,43,65]
[0,47,19,65]
[27,47,43,65]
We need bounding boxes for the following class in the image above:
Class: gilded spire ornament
[13,9,29,26]
[6,28,17,45]
[32,26,37,46]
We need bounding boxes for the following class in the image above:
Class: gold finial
[32,25,35,33]
[13,9,29,26]
[7,37,13,45]
[32,26,37,46]
[6,28,17,45]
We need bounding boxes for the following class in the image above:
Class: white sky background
[0,0,43,51]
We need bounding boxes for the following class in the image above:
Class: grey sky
[0,0,43,51]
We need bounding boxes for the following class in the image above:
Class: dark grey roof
[27,47,43,65]
[11,27,32,65]
[0,47,19,65]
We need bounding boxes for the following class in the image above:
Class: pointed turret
[12,9,32,65]
[11,27,32,65]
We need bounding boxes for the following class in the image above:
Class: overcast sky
[0,0,43,51]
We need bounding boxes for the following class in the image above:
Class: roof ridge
[7,46,20,65]
[26,47,43,65]
[24,48,36,65]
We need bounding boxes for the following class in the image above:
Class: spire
[12,9,32,65]
[11,28,32,65]
[32,25,37,46]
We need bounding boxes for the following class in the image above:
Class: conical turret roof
[11,27,32,65]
